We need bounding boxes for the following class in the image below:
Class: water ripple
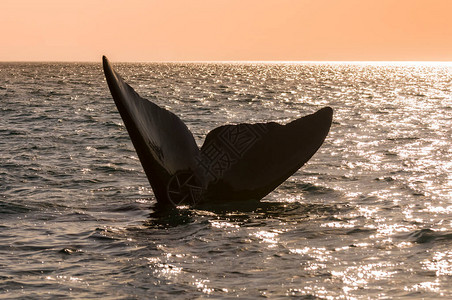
[0,62,451,298]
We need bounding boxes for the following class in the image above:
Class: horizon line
[1,59,452,65]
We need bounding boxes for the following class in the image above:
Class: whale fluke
[102,56,333,206]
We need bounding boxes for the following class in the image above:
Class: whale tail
[102,56,333,206]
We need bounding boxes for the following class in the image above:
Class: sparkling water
[1,62,451,298]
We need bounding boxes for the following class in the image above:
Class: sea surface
[0,61,451,299]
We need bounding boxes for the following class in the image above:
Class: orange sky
[1,0,452,62]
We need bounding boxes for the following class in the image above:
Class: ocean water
[0,61,451,299]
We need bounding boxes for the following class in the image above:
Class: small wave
[387,137,419,141]
[289,203,347,216]
[30,89,45,95]
[255,202,348,221]
[346,228,376,235]
[104,120,125,128]
[48,90,67,96]
[9,244,52,252]
[88,228,121,241]
[94,164,133,174]
[406,229,452,244]
[108,203,147,212]
[374,176,395,182]
[59,247,83,255]
[383,150,398,157]
[57,211,98,222]
[320,174,359,182]
[291,182,335,195]
[0,129,27,136]
[0,200,32,214]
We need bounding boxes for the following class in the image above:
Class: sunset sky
[1,0,452,62]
